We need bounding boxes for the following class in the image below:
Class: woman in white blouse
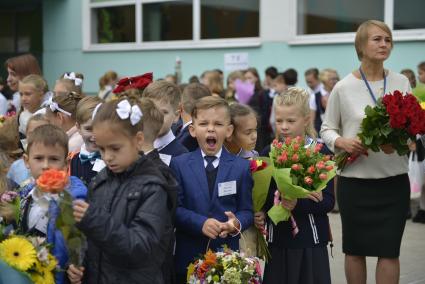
[321,20,411,284]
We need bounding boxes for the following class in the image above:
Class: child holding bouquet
[69,96,175,283]
[18,124,87,284]
[257,87,335,284]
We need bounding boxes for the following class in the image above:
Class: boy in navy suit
[175,83,211,151]
[170,96,253,283]
[142,81,188,165]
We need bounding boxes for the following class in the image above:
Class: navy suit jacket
[175,126,198,152]
[158,138,188,157]
[170,148,254,274]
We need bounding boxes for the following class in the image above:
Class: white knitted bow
[48,97,72,116]
[64,72,83,86]
[116,100,143,125]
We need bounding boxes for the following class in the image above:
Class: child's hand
[202,218,222,239]
[73,200,89,223]
[219,211,240,238]
[281,198,297,211]
[306,192,323,203]
[67,264,84,284]
[254,211,265,229]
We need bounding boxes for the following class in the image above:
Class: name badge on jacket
[218,181,237,197]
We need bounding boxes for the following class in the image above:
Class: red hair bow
[113,72,153,93]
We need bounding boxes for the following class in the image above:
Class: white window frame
[288,0,425,45]
[82,0,261,51]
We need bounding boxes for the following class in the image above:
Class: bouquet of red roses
[336,91,425,170]
[268,137,336,224]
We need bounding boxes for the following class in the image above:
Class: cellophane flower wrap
[268,137,336,225]
[249,158,272,260]
[187,248,262,284]
[36,169,85,265]
[336,91,425,170]
[0,235,58,284]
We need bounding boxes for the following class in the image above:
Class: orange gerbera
[36,169,69,194]
[204,250,217,266]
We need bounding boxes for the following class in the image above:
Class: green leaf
[267,204,291,224]
[252,157,273,212]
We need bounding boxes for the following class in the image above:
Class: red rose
[36,169,68,194]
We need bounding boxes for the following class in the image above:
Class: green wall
[43,0,425,94]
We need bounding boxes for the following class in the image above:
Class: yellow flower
[45,254,58,271]
[0,237,37,271]
[421,102,425,110]
[31,266,55,284]
[187,263,195,282]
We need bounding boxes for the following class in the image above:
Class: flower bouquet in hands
[0,235,58,284]
[249,158,272,260]
[336,91,425,170]
[36,169,85,266]
[268,137,336,225]
[187,247,262,284]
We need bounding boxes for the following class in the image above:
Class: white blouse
[320,70,411,179]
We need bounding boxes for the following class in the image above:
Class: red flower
[291,164,301,171]
[291,154,299,162]
[307,165,315,174]
[304,176,313,185]
[319,173,328,180]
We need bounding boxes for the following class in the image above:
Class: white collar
[182,120,192,131]
[154,129,175,151]
[201,147,223,160]
[29,187,58,204]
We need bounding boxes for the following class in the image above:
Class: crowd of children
[0,50,424,284]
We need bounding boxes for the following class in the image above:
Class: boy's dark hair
[304,68,319,79]
[188,75,200,83]
[139,98,164,143]
[283,68,298,86]
[92,95,144,137]
[182,83,211,114]
[142,80,181,111]
[265,66,278,79]
[26,124,68,158]
[192,96,231,122]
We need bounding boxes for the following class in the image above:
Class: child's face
[77,119,98,152]
[244,71,257,85]
[272,81,287,94]
[153,100,178,137]
[93,122,143,173]
[24,142,68,180]
[19,83,44,113]
[275,104,309,139]
[418,68,425,84]
[232,114,257,151]
[190,107,234,156]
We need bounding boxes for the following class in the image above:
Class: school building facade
[1,0,425,93]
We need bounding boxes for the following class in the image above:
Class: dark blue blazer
[159,138,188,157]
[170,148,254,274]
[175,126,198,152]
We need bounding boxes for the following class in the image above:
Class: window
[143,1,192,41]
[297,0,384,35]
[84,0,260,51]
[393,0,425,30]
[292,0,425,44]
[201,0,259,39]
[92,5,136,43]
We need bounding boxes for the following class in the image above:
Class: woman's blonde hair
[355,20,393,61]
[274,87,316,138]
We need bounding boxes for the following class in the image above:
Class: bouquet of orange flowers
[187,248,262,284]
[268,137,336,224]
[36,169,85,265]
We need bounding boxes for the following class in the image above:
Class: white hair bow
[64,72,83,86]
[116,100,143,125]
[92,103,103,120]
[48,97,72,116]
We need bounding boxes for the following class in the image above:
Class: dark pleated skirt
[337,174,409,258]
[263,246,331,284]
